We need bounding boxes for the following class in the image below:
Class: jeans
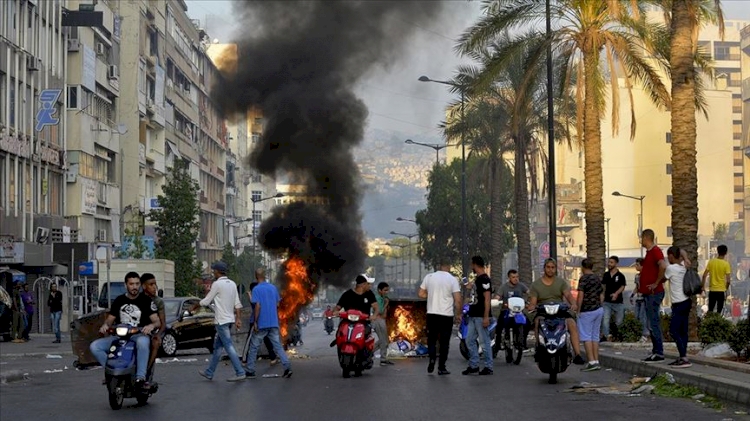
[634,300,650,336]
[372,318,389,361]
[12,311,24,340]
[205,323,245,378]
[601,302,625,337]
[708,291,725,314]
[22,311,33,339]
[90,334,151,379]
[466,317,493,370]
[245,327,291,373]
[50,311,62,341]
[670,299,691,359]
[426,314,453,369]
[644,292,665,356]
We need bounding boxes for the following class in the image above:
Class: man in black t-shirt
[89,272,160,385]
[334,275,380,317]
[463,256,493,376]
[601,256,627,341]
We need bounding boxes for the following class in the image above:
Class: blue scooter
[457,304,498,360]
[104,324,158,410]
[534,303,572,384]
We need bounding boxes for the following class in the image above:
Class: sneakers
[461,366,480,375]
[438,368,451,375]
[380,360,394,366]
[427,359,436,374]
[478,368,493,376]
[572,355,586,365]
[668,359,692,368]
[245,371,257,379]
[581,362,601,372]
[270,358,281,367]
[197,370,213,381]
[226,374,246,382]
[282,369,293,378]
[52,339,61,344]
[643,354,665,363]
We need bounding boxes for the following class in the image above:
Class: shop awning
[0,268,26,283]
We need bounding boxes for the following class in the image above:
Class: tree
[221,242,239,280]
[457,1,669,272]
[149,159,202,296]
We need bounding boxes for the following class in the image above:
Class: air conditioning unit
[147,98,155,112]
[108,65,119,80]
[97,229,107,241]
[35,227,50,244]
[65,170,77,183]
[27,56,41,71]
[67,39,81,52]
[96,42,106,56]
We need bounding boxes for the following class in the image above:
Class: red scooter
[330,310,375,378]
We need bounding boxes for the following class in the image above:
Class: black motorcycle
[324,316,334,335]
[534,303,572,384]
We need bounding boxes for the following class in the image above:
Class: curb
[0,370,29,384]
[600,353,750,407]
[662,351,750,375]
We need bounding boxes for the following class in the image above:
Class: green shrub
[698,312,733,346]
[616,311,643,343]
[727,319,750,359]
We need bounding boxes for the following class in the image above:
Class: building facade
[741,24,750,256]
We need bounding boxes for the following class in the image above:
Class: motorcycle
[324,316,334,335]
[457,303,498,360]
[534,303,572,384]
[103,324,158,410]
[501,297,527,365]
[330,309,374,378]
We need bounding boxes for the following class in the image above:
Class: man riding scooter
[333,275,380,366]
[90,272,161,387]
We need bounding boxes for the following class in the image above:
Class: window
[713,42,740,61]
[252,173,261,183]
[666,164,672,175]
[665,132,671,143]
[667,195,673,206]
[732,94,742,114]
[666,226,673,238]
[252,210,262,223]
[251,191,262,202]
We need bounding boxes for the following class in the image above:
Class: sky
[185,0,750,140]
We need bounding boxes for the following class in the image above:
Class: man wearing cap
[196,261,246,382]
[334,275,380,371]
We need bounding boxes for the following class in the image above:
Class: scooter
[324,316,334,335]
[501,297,527,365]
[330,310,375,378]
[103,325,158,410]
[534,303,571,384]
[457,304,498,360]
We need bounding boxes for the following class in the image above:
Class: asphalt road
[1,319,747,421]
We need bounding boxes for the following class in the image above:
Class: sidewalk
[599,342,750,407]
[0,334,73,358]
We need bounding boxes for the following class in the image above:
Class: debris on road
[46,354,63,359]
[632,385,655,394]
[43,369,63,374]
[156,358,198,364]
[699,343,733,359]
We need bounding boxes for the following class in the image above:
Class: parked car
[159,297,215,357]
[310,307,324,320]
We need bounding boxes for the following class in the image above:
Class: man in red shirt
[638,229,667,363]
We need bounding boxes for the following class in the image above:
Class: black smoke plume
[212,1,445,287]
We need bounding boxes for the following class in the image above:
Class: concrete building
[741,24,750,257]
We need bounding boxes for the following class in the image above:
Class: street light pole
[405,139,447,166]
[612,191,646,258]
[396,217,421,282]
[391,231,418,284]
[605,218,611,257]
[546,0,557,261]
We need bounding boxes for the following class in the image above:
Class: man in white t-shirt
[664,246,691,368]
[418,262,462,375]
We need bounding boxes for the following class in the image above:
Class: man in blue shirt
[244,267,292,378]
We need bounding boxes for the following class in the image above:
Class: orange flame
[389,307,419,343]
[278,257,315,339]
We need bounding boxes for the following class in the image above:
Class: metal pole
[460,90,468,282]
[605,218,611,257]
[435,148,439,165]
[546,0,557,261]
[639,198,644,258]
[408,241,412,284]
[107,244,112,309]
[252,199,256,270]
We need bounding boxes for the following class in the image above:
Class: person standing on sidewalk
[197,261,247,382]
[601,256,626,341]
[244,267,292,379]
[630,258,650,342]
[21,284,35,341]
[418,261,462,375]
[373,282,394,366]
[701,244,731,314]
[577,258,604,372]
[11,284,26,343]
[463,256,493,376]
[664,246,692,368]
[639,229,667,363]
[47,283,63,343]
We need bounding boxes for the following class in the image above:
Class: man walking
[244,269,278,366]
[197,262,247,382]
[463,256,493,376]
[601,256,627,341]
[418,261,462,375]
[48,283,63,343]
[702,244,731,314]
[639,229,667,363]
[373,282,394,366]
[244,267,292,379]
[21,284,35,341]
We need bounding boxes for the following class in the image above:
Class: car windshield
[164,300,181,318]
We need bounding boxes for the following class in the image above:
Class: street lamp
[396,217,417,223]
[251,193,285,269]
[419,75,468,283]
[605,218,611,257]
[396,217,421,281]
[612,191,645,257]
[405,139,447,165]
[386,242,409,283]
[391,231,418,284]
[546,0,557,261]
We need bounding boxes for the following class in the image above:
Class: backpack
[682,269,702,296]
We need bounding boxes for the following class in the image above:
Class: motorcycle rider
[527,259,585,365]
[90,272,161,387]
[141,273,166,375]
[497,269,530,348]
[324,305,334,318]
[324,305,335,333]
[334,275,380,364]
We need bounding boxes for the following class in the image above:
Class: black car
[159,297,215,357]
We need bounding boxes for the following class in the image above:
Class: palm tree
[458,0,670,272]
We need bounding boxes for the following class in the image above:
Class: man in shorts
[141,273,165,373]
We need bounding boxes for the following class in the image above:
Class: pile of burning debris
[385,300,429,358]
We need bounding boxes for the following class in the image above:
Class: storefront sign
[82,178,98,215]
[39,144,61,165]
[0,240,24,264]
[35,89,62,132]
[0,134,31,158]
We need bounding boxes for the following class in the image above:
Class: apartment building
[741,24,750,256]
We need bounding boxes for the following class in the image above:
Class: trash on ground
[46,354,63,359]
[631,385,655,394]
[43,369,63,374]
[698,343,733,359]
[630,376,651,385]
[156,357,198,364]
[262,374,280,378]
[663,373,675,384]
[614,352,622,355]
[691,394,705,400]
[571,381,596,389]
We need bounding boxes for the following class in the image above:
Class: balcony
[714,54,741,61]
[216,201,225,211]
[200,156,208,166]
[200,194,208,204]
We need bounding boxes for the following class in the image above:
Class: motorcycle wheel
[107,377,125,410]
[513,327,523,365]
[459,340,469,360]
[504,330,514,364]
[354,367,362,377]
[548,371,558,384]
[342,368,350,378]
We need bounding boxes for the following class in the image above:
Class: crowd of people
[4,282,63,344]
